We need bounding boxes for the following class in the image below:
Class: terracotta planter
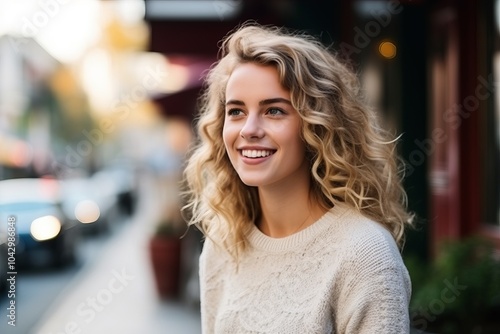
[149,236,182,298]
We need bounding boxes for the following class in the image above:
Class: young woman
[183,23,414,334]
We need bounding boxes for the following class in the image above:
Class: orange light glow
[379,41,397,59]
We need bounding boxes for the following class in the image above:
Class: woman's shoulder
[198,236,238,282]
[326,204,410,290]
[200,236,231,259]
[326,203,402,262]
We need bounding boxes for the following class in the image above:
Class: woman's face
[223,63,308,189]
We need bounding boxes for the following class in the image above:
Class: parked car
[60,177,117,235]
[0,178,80,268]
[59,161,138,236]
[90,162,137,217]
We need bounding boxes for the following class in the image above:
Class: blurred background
[0,0,498,333]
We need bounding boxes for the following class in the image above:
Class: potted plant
[149,207,186,299]
[407,237,500,334]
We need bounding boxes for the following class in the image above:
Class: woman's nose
[240,114,264,139]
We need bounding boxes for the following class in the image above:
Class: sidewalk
[32,173,201,334]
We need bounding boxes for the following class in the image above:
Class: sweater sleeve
[334,228,411,334]
[199,238,230,334]
[199,238,218,334]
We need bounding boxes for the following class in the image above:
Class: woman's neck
[257,178,326,238]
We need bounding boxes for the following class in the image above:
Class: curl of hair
[183,23,413,259]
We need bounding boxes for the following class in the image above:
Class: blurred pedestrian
[183,23,413,334]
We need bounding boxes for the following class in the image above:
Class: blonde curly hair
[183,23,413,258]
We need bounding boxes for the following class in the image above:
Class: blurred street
[1,172,201,334]
[0,250,88,334]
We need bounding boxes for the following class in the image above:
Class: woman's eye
[227,109,243,116]
[267,108,285,116]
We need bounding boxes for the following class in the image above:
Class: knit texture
[199,203,411,334]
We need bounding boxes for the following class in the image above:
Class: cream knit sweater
[199,203,411,334]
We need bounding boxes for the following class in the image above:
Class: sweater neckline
[247,203,349,252]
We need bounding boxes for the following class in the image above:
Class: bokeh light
[379,41,397,59]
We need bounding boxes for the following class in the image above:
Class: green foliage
[406,237,500,334]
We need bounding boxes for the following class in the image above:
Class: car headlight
[75,200,100,224]
[30,215,62,241]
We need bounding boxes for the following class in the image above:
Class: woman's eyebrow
[225,98,292,106]
[225,99,245,106]
[259,98,292,106]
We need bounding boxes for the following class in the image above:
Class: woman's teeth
[241,150,274,158]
